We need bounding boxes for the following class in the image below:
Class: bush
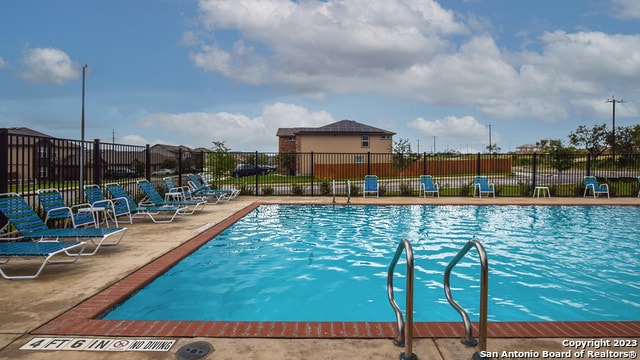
[261,186,274,196]
[291,184,305,196]
[319,180,332,196]
[350,184,361,197]
[399,182,412,196]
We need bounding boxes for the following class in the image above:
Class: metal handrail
[444,239,489,358]
[387,238,417,360]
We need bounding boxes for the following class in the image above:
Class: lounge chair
[473,176,495,198]
[0,193,127,256]
[104,183,187,223]
[0,240,87,280]
[169,176,226,204]
[583,176,609,198]
[85,184,140,227]
[137,180,205,214]
[363,175,379,198]
[187,174,238,200]
[36,188,96,228]
[420,175,439,198]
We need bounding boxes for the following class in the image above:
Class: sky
[1,0,639,153]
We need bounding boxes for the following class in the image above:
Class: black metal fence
[2,128,640,215]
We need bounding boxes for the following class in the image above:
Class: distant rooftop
[277,119,395,136]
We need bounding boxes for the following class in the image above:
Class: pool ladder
[387,238,417,360]
[444,240,490,360]
[387,239,490,360]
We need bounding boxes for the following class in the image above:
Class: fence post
[0,129,7,228]
[476,152,481,175]
[586,153,591,177]
[146,144,151,181]
[531,152,537,191]
[422,152,426,175]
[177,147,183,185]
[93,139,101,186]
[0,129,8,195]
[255,151,259,196]
[367,152,371,175]
[310,151,315,196]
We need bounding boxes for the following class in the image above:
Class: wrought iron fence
[2,128,640,220]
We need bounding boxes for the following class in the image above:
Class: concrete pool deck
[1,195,638,359]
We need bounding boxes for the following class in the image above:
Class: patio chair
[363,175,379,198]
[172,176,226,204]
[137,180,205,214]
[583,176,609,198]
[36,188,96,228]
[473,176,495,198]
[0,192,127,256]
[419,175,439,198]
[104,183,187,223]
[187,174,238,200]
[0,240,87,280]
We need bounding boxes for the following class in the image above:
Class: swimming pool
[104,204,640,323]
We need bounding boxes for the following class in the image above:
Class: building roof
[277,120,395,137]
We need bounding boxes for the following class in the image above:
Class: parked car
[231,164,277,177]
[152,168,175,176]
[105,169,139,179]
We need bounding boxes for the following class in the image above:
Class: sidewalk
[1,196,638,359]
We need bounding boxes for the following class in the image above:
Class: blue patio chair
[36,188,96,228]
[363,175,379,198]
[174,176,227,204]
[473,176,495,198]
[583,176,609,198]
[0,240,87,280]
[137,180,205,214]
[420,175,439,198]
[187,174,237,200]
[0,192,127,256]
[104,183,187,223]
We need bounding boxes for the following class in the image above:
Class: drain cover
[176,341,213,360]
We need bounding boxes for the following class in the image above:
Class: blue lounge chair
[84,184,128,227]
[104,183,186,223]
[0,193,127,256]
[36,188,96,228]
[473,176,495,198]
[137,180,205,214]
[583,176,609,198]
[420,175,439,198]
[363,175,379,198]
[0,241,87,280]
[187,174,238,200]
[169,176,226,204]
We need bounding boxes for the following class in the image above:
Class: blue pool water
[104,205,640,322]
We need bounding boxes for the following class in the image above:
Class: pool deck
[1,195,638,359]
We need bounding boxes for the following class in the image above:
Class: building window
[380,135,391,140]
[354,156,364,163]
[38,166,48,178]
[361,135,370,148]
[38,146,47,158]
[288,136,296,142]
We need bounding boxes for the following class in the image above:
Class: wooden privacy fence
[314,156,513,179]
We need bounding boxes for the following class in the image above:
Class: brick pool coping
[33,202,640,338]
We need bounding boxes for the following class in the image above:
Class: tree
[485,143,501,154]
[390,138,413,174]
[206,141,235,187]
[547,139,574,173]
[568,124,609,161]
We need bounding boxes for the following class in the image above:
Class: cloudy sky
[1,0,639,153]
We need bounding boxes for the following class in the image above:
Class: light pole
[80,64,87,191]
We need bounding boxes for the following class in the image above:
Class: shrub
[291,184,305,196]
[261,186,274,196]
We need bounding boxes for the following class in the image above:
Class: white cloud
[19,47,79,84]
[408,115,498,146]
[187,0,640,125]
[612,0,640,19]
[135,102,334,150]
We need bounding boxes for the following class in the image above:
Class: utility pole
[486,124,492,153]
[606,95,623,158]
